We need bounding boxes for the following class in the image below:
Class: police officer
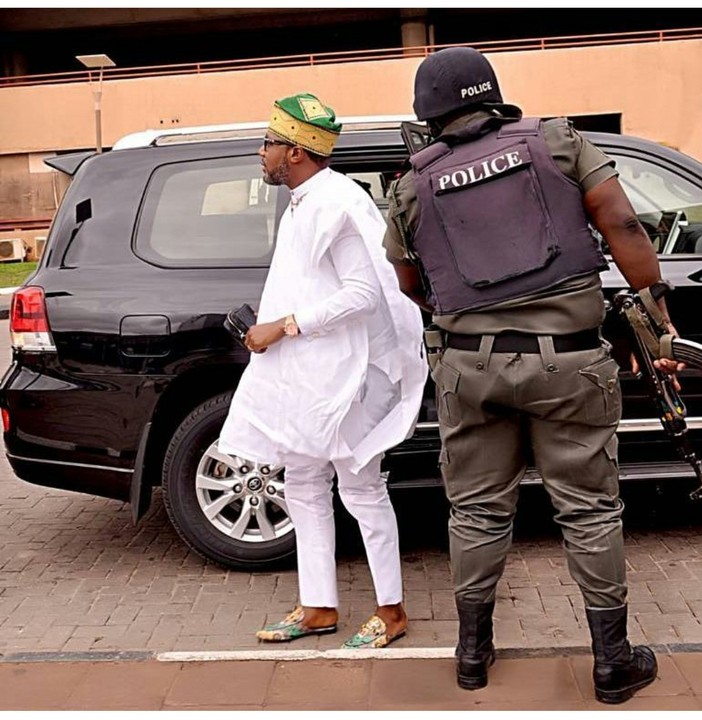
[384,47,681,704]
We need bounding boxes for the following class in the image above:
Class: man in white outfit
[218,93,427,647]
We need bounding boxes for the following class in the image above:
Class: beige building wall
[1,38,701,223]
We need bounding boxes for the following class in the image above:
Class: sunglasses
[262,137,294,151]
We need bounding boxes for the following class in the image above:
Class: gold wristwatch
[283,314,299,336]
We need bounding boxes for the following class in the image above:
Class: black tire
[162,391,296,570]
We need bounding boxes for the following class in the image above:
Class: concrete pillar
[400,9,428,56]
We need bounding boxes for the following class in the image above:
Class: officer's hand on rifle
[651,293,686,376]
[629,312,685,391]
[654,350,686,390]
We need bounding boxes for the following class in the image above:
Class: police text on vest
[437,151,524,192]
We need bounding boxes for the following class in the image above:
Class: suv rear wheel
[162,392,296,569]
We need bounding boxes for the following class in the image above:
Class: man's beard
[263,157,290,186]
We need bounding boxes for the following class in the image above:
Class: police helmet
[413,47,504,121]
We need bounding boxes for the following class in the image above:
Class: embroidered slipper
[256,606,337,642]
[341,615,407,649]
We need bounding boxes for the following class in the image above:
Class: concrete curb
[0,650,153,663]
[3,641,702,663]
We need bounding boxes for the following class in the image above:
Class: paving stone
[430,590,457,620]
[0,662,91,710]
[627,570,670,583]
[678,581,702,602]
[66,660,180,710]
[345,591,378,616]
[534,583,574,598]
[146,619,185,650]
[627,583,656,602]
[636,613,693,644]
[672,653,702,694]
[630,601,663,615]
[268,659,371,710]
[34,626,77,649]
[540,594,577,617]
[572,653,692,702]
[494,618,526,647]
[61,637,99,652]
[348,567,374,591]
[402,562,432,590]
[106,606,141,626]
[137,602,193,618]
[404,590,433,620]
[72,624,129,642]
[657,561,697,581]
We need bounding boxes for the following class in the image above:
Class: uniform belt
[445,328,601,353]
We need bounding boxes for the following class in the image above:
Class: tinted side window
[135,157,288,267]
[611,153,702,255]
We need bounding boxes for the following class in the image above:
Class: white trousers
[284,452,403,608]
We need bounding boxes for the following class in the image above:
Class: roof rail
[112,121,268,150]
[112,114,417,150]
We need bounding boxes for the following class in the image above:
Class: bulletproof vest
[410,117,608,314]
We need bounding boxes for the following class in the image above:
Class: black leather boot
[585,605,657,704]
[455,598,496,690]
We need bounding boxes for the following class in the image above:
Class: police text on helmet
[460,81,493,99]
[437,150,523,192]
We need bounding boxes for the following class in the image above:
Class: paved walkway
[3,476,702,657]
[3,475,702,711]
[3,317,702,709]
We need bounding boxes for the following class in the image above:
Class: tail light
[10,286,57,352]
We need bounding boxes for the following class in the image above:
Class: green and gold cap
[268,92,342,157]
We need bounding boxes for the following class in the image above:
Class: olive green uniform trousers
[433,337,627,609]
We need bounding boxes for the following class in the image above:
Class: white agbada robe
[219,167,427,473]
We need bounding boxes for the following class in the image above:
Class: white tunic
[219,167,427,472]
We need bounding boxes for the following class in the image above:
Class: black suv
[3,121,702,570]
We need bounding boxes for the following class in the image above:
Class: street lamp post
[75,53,116,153]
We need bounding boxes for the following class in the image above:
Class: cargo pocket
[433,359,462,428]
[579,356,622,425]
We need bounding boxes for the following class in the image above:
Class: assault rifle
[613,281,702,501]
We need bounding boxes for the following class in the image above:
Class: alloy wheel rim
[195,441,292,543]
